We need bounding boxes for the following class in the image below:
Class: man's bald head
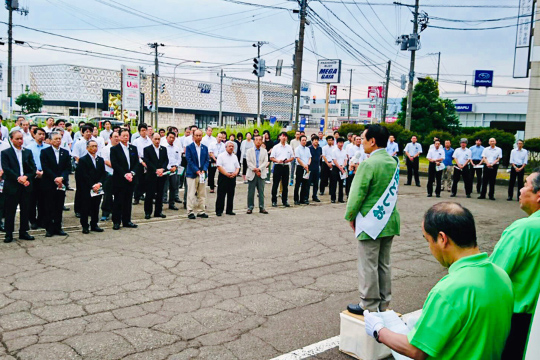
[423,202,477,248]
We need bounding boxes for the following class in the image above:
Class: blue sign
[269,116,277,126]
[455,104,473,112]
[299,117,306,131]
[198,83,212,94]
[319,118,325,132]
[473,70,493,87]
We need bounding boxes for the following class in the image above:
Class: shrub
[211,122,282,140]
[422,130,454,150]
[525,138,540,169]
[337,123,365,136]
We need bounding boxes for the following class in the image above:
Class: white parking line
[269,336,340,360]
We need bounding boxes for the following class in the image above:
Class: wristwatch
[373,328,383,343]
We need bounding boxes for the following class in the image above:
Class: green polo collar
[448,252,488,274]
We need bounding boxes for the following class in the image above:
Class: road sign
[329,85,337,104]
[317,59,341,83]
[473,70,494,87]
[121,65,141,109]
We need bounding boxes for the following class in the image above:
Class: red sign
[367,86,383,98]
[330,85,337,96]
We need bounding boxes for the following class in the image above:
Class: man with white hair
[215,141,240,216]
[478,138,502,200]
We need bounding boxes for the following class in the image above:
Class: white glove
[364,310,384,339]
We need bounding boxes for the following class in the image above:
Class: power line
[429,21,532,31]
[320,1,518,8]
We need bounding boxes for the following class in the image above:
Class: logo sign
[473,70,494,87]
[320,118,325,132]
[455,104,473,112]
[121,65,141,109]
[299,117,306,131]
[269,116,277,125]
[329,85,337,104]
[198,83,212,94]
[301,82,310,93]
[317,59,342,83]
[367,86,383,98]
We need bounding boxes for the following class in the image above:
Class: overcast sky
[0,0,531,100]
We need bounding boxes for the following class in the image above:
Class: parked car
[87,117,124,130]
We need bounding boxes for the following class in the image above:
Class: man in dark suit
[75,140,106,234]
[185,129,209,219]
[110,129,139,230]
[40,131,71,237]
[1,131,36,243]
[143,133,169,219]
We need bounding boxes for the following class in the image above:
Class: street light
[70,66,81,117]
[172,60,200,121]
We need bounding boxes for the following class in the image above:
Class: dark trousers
[480,165,498,199]
[242,158,248,176]
[330,167,344,202]
[508,167,525,200]
[406,157,420,185]
[451,166,472,195]
[101,173,113,216]
[0,192,4,225]
[4,188,29,235]
[346,172,355,197]
[471,160,483,193]
[29,178,45,226]
[501,313,532,360]
[179,156,187,189]
[308,169,320,200]
[216,173,236,214]
[271,164,289,204]
[208,163,217,190]
[80,195,101,229]
[293,165,309,202]
[112,185,134,226]
[427,163,442,196]
[45,189,66,233]
[320,162,331,193]
[145,177,166,216]
[134,164,146,200]
[163,174,179,206]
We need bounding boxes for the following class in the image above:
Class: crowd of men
[403,135,528,201]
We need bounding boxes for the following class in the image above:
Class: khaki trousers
[357,236,393,311]
[186,175,207,215]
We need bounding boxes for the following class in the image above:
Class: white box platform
[339,310,392,360]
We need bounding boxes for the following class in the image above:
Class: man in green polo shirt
[364,202,513,359]
[345,124,400,315]
[491,167,540,360]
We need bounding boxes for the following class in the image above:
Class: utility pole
[219,69,224,127]
[150,74,154,126]
[290,40,298,126]
[464,80,467,94]
[404,0,419,130]
[148,42,164,128]
[6,0,29,106]
[347,69,353,122]
[436,51,440,84]
[382,60,392,123]
[293,0,307,130]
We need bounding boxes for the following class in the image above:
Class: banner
[368,86,383,98]
[121,65,141,110]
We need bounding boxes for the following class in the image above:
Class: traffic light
[252,58,266,78]
[401,74,407,90]
[160,83,166,93]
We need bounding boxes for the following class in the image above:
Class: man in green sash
[345,124,400,315]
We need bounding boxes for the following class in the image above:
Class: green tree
[398,77,461,136]
[15,91,43,114]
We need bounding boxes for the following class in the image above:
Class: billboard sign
[473,70,494,87]
[317,59,341,83]
[121,65,141,110]
[329,85,337,104]
[513,0,535,78]
[368,86,383,98]
[455,104,473,112]
[198,83,211,94]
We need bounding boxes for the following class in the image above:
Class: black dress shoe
[416,184,421,187]
[4,234,13,243]
[197,213,209,218]
[331,200,336,203]
[91,226,104,232]
[82,228,90,234]
[175,198,182,203]
[63,206,70,211]
[188,213,196,219]
[45,232,54,238]
[272,202,277,207]
[294,201,300,205]
[507,197,513,201]
[169,205,179,211]
[19,232,34,241]
[312,198,321,202]
[450,194,456,197]
[489,197,496,201]
[154,213,166,218]
[216,213,222,217]
[283,203,290,207]
[123,222,138,228]
[113,223,121,230]
[466,194,471,198]
[246,209,253,214]
[75,213,81,218]
[338,200,345,203]
[30,222,38,230]
[56,230,67,236]
[226,212,236,216]
[133,200,140,205]
[347,303,365,316]
[436,194,441,198]
[404,183,411,186]
[301,201,310,205]
[145,214,151,220]
[260,209,269,214]
[478,196,485,199]
[427,194,432,197]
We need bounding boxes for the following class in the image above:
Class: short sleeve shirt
[404,142,422,156]
[216,152,240,173]
[322,144,335,162]
[386,141,398,156]
[453,147,472,166]
[408,253,513,360]
[332,147,348,167]
[443,148,454,166]
[426,147,444,161]
[271,143,294,163]
[295,145,312,166]
[481,146,503,164]
[509,148,528,166]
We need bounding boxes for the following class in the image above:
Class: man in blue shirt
[442,140,454,192]
[386,135,399,157]
[25,127,50,229]
[470,138,484,194]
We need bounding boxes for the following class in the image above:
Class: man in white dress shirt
[331,137,348,203]
[215,141,240,216]
[346,136,363,196]
[205,130,220,194]
[162,131,181,210]
[479,137,503,200]
[404,136,423,186]
[100,131,119,221]
[293,135,312,205]
[451,138,473,198]
[320,136,335,195]
[132,123,152,204]
[507,139,528,201]
[270,132,294,208]
[426,140,445,198]
[100,120,113,146]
